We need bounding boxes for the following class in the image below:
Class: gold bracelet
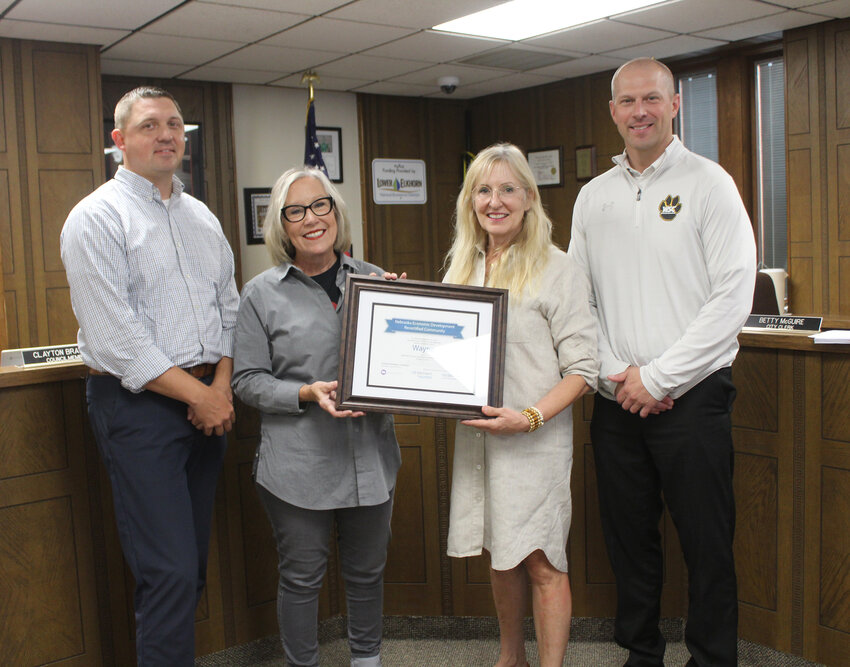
[521,406,544,432]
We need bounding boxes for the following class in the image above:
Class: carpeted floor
[195,616,825,666]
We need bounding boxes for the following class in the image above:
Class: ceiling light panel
[433,0,671,41]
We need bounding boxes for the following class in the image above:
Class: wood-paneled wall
[0,39,102,350]
[786,19,850,317]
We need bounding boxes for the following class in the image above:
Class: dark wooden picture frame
[575,144,597,182]
[243,187,271,245]
[337,275,508,419]
[527,146,563,188]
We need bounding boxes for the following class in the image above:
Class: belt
[88,363,217,379]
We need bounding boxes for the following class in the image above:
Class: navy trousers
[591,368,738,667]
[86,374,227,666]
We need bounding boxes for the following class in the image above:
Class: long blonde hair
[443,143,553,297]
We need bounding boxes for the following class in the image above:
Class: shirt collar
[115,166,185,201]
[275,251,353,281]
[613,135,683,177]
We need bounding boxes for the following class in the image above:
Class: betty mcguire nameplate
[336,275,508,419]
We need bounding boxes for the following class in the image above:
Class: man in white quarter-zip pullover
[568,58,756,667]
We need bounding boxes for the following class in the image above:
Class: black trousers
[591,368,738,667]
[86,374,227,666]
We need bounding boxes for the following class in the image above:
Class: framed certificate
[336,275,508,419]
[527,146,563,188]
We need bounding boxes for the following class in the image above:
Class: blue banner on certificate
[336,275,508,419]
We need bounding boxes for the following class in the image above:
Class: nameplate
[0,343,82,367]
[742,315,822,334]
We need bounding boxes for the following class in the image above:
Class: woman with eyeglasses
[232,166,402,667]
[443,143,598,667]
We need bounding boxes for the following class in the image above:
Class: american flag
[304,99,328,176]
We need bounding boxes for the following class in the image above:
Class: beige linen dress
[446,245,598,572]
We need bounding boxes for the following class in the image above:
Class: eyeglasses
[473,183,524,202]
[281,196,334,223]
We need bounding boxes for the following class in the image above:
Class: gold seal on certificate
[336,275,508,418]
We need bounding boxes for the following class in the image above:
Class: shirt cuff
[598,360,629,400]
[122,351,175,393]
[639,365,667,402]
[274,378,307,414]
[220,327,235,358]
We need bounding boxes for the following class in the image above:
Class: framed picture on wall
[575,145,597,182]
[527,146,562,188]
[316,126,343,183]
[244,187,271,245]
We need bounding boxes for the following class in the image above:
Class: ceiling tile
[603,34,727,59]
[526,19,675,55]
[104,32,241,65]
[5,0,182,29]
[695,9,830,41]
[388,63,503,87]
[0,19,129,44]
[802,0,850,17]
[351,80,436,96]
[528,54,627,79]
[179,65,281,84]
[458,46,577,71]
[260,17,415,53]
[145,2,307,41]
[326,0,498,29]
[269,73,375,91]
[210,44,335,74]
[365,30,507,62]
[101,58,188,78]
[458,71,563,98]
[201,0,348,12]
[614,0,785,33]
[0,0,16,11]
[318,53,432,80]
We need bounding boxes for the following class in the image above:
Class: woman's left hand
[460,405,530,435]
[370,271,408,280]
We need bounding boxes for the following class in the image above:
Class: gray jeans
[257,484,393,667]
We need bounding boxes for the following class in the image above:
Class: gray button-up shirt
[232,253,401,510]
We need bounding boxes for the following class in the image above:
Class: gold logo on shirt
[658,195,682,221]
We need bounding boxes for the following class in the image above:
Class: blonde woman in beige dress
[443,143,598,667]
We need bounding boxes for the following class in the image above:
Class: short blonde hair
[443,143,554,297]
[263,167,352,266]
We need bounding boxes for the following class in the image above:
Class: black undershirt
[309,253,341,307]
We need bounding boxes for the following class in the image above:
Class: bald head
[611,58,675,100]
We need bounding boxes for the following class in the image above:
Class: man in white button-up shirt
[569,58,756,667]
[61,87,239,666]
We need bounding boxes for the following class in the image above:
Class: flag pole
[301,70,328,175]
[301,70,319,121]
